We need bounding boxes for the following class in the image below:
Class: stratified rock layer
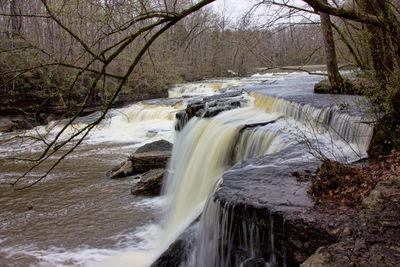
[175,91,247,131]
[106,140,172,179]
[212,146,357,266]
[131,169,165,196]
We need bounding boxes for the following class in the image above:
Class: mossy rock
[368,113,400,158]
[314,78,371,95]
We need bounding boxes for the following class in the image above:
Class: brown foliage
[309,150,400,207]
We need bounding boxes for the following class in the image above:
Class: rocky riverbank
[303,151,400,266]
[210,148,400,266]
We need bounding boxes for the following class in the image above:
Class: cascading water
[252,93,373,152]
[105,106,286,266]
[161,108,285,243]
[193,198,268,267]
[0,72,376,267]
[104,73,374,266]
[182,92,375,267]
[168,82,245,98]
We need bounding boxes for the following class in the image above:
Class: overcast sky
[209,0,316,26]
[210,0,255,19]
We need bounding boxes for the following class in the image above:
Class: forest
[0,0,399,266]
[0,0,351,124]
[2,0,398,152]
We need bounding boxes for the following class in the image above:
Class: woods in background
[0,0,327,123]
[1,0,399,188]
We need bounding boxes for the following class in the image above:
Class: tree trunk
[9,0,20,39]
[319,1,343,92]
[360,0,395,87]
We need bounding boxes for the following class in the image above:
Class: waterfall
[40,103,179,145]
[232,129,282,163]
[160,107,285,251]
[193,198,268,267]
[252,93,373,152]
[168,82,243,98]
[184,93,375,267]
[103,80,375,267]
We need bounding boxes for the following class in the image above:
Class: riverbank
[0,76,170,132]
[303,151,400,266]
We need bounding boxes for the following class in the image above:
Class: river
[0,72,372,266]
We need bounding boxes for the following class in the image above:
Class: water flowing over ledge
[149,81,375,266]
[0,72,375,266]
[252,93,373,153]
[186,92,374,266]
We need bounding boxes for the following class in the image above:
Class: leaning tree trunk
[320,0,343,92]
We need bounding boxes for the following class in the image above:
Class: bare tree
[319,0,343,91]
[1,0,218,189]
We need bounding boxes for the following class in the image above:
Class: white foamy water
[0,72,373,267]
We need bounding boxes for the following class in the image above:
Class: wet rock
[212,146,356,266]
[240,258,268,267]
[151,223,198,267]
[135,140,173,153]
[175,92,247,131]
[128,151,171,174]
[106,140,172,178]
[175,111,188,131]
[131,169,165,196]
[106,160,133,179]
[151,238,186,267]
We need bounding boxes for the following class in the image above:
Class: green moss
[314,77,371,95]
[368,113,400,158]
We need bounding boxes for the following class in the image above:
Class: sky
[210,0,255,19]
[209,0,316,27]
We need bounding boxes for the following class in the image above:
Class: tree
[257,0,399,153]
[2,0,399,189]
[319,0,343,91]
[0,0,218,189]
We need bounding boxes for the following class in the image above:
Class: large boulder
[131,169,165,196]
[106,140,172,179]
[128,151,171,174]
[135,139,173,153]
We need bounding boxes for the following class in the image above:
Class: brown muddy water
[0,139,168,266]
